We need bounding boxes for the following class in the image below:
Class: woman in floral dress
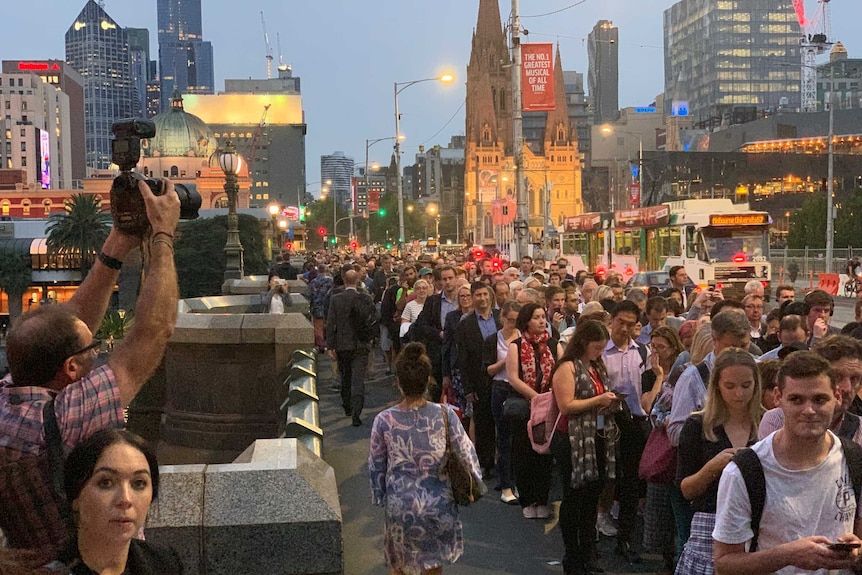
[369,342,483,575]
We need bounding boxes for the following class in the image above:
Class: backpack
[636,343,648,369]
[350,293,379,344]
[734,436,862,552]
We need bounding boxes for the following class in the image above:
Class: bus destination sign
[709,214,769,226]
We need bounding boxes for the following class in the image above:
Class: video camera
[110,119,202,235]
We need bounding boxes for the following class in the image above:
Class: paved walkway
[317,351,664,575]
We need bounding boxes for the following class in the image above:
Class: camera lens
[173,183,202,220]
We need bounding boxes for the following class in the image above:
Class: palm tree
[0,248,32,323]
[46,193,111,278]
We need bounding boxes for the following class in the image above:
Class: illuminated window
[22,199,30,215]
[1,200,9,215]
[43,199,52,215]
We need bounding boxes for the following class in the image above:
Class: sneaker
[596,513,618,537]
[522,504,538,519]
[500,490,519,505]
[535,504,553,519]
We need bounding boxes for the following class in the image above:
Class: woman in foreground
[369,342,482,575]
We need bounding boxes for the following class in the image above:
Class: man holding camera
[0,179,180,557]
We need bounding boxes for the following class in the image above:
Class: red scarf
[520,330,555,392]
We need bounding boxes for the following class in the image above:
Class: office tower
[0,72,73,190]
[588,20,619,125]
[182,66,307,208]
[2,60,86,182]
[65,0,135,171]
[664,0,801,128]
[321,152,354,210]
[126,28,157,118]
[157,0,214,111]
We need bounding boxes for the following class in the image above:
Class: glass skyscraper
[157,0,214,112]
[65,0,135,170]
[664,0,801,128]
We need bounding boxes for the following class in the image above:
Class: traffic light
[473,249,484,261]
[350,241,358,250]
[385,242,392,249]
[284,242,293,251]
[330,237,337,245]
[491,258,502,271]
[378,208,387,217]
[317,226,326,236]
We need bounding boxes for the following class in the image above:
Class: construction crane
[261,11,274,79]
[793,0,833,112]
[245,104,271,173]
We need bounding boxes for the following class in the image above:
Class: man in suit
[668,265,695,309]
[411,265,459,401]
[457,281,501,475]
[326,269,374,426]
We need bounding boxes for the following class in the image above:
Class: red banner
[491,195,517,226]
[628,183,641,208]
[522,43,555,112]
[369,188,380,213]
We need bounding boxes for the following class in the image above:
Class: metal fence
[770,247,860,282]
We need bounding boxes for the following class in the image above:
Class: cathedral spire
[474,0,506,46]
[545,45,571,144]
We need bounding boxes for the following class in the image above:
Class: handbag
[502,396,530,420]
[528,391,562,455]
[440,405,483,505]
[638,425,678,484]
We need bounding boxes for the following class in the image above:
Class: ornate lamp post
[218,140,244,281]
[267,202,281,263]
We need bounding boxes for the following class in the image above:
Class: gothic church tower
[464,0,582,248]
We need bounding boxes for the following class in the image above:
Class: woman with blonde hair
[592,284,614,304]
[674,348,763,575]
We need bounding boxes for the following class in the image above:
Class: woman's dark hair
[515,302,544,333]
[553,320,610,381]
[396,342,432,397]
[64,429,160,504]
[268,271,279,282]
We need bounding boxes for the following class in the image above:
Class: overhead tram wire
[521,0,591,19]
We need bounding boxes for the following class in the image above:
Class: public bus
[560,199,771,297]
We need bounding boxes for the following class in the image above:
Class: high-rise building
[320,152,354,210]
[65,0,135,171]
[465,0,582,247]
[664,0,801,129]
[2,60,86,183]
[126,28,157,119]
[588,20,619,125]
[817,43,862,111]
[157,0,214,111]
[0,72,73,192]
[182,66,307,208]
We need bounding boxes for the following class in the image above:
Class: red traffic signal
[284,242,293,250]
[473,249,484,260]
[491,258,502,271]
[350,241,358,250]
[317,226,326,236]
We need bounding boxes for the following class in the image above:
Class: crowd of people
[321,247,862,575]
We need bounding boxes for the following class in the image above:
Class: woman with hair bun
[369,342,483,575]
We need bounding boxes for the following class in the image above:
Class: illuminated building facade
[65,0,135,171]
[663,0,801,128]
[588,20,619,124]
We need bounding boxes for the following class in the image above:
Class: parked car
[625,271,670,293]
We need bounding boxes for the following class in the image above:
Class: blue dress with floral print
[369,402,482,575]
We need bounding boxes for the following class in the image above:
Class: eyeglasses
[68,339,102,358]
[459,293,472,299]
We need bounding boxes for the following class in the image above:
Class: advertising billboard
[521,43,556,112]
[38,129,51,189]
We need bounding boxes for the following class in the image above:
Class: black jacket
[456,310,501,395]
[326,288,374,351]
[69,539,183,574]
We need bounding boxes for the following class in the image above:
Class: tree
[46,193,111,278]
[174,214,269,298]
[0,248,32,323]
[787,195,827,249]
[834,189,862,249]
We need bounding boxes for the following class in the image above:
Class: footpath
[317,351,661,575]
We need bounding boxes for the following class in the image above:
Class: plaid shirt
[0,364,124,552]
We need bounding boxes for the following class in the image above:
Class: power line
[521,0,591,19]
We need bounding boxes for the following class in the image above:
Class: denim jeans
[490,381,514,490]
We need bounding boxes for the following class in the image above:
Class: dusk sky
[3,0,858,194]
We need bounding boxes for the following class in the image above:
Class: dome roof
[144,90,218,158]
[830,41,849,62]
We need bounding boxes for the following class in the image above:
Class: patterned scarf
[569,359,617,489]
[519,330,555,392]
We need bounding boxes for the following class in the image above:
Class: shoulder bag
[440,405,482,505]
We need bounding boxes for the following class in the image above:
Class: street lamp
[394,73,454,252]
[601,124,644,208]
[426,202,440,242]
[364,136,396,254]
[267,202,280,263]
[218,140,244,281]
[278,218,288,252]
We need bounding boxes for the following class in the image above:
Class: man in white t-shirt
[713,351,862,575]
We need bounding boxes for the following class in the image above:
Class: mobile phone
[828,542,861,552]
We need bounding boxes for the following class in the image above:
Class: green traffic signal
[330,237,337,244]
[385,242,392,249]
[378,208,387,217]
